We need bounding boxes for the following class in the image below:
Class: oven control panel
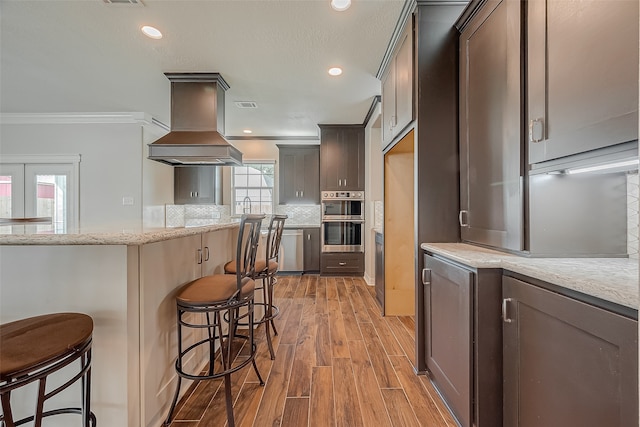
[322,191,364,200]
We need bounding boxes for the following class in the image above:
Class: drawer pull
[338,262,347,266]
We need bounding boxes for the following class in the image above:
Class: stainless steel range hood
[148,73,243,166]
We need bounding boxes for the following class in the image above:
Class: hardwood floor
[169,275,457,427]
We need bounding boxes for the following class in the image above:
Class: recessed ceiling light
[328,67,343,76]
[141,25,162,39]
[331,0,351,11]
[243,129,253,134]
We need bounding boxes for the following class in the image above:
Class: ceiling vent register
[235,101,258,109]
[102,0,143,4]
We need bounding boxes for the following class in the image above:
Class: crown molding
[0,112,164,126]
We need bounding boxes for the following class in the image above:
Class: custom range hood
[148,73,243,166]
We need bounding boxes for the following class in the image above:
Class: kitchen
[2,0,637,426]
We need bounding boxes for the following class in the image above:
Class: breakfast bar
[0,221,242,427]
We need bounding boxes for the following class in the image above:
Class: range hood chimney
[148,73,243,166]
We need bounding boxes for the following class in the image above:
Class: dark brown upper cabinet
[319,125,364,192]
[381,18,413,148]
[459,0,524,251]
[174,166,218,205]
[527,0,639,164]
[277,145,319,205]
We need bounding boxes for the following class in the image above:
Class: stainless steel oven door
[321,220,364,252]
[321,200,364,221]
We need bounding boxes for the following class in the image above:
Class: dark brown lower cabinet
[302,228,320,273]
[422,254,502,427]
[502,276,638,427]
[321,253,364,276]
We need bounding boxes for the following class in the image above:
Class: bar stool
[0,312,96,427]
[164,214,265,427]
[224,214,287,359]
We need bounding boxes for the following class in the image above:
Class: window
[232,162,275,216]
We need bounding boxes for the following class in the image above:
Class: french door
[0,160,78,233]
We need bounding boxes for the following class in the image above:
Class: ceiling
[0,0,405,139]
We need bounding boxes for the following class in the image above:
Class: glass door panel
[25,164,75,233]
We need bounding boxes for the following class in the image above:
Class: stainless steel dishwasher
[279,229,304,272]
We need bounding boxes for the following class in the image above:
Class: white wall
[0,115,173,230]
[364,103,383,284]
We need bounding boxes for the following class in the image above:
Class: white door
[0,161,78,232]
[0,164,25,219]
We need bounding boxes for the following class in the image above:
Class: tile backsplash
[275,205,321,226]
[627,172,638,259]
[165,204,320,228]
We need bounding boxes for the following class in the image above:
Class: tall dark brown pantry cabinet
[458,0,523,252]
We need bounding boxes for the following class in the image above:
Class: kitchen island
[0,221,241,427]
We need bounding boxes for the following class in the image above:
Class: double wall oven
[321,191,364,253]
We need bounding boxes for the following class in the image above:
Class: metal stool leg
[262,279,276,360]
[268,276,278,336]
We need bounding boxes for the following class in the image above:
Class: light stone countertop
[421,243,638,310]
[0,221,240,246]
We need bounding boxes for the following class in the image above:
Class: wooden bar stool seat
[164,214,266,427]
[223,214,287,360]
[0,312,96,427]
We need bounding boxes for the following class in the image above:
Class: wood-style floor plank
[281,398,310,426]
[252,344,295,427]
[332,358,365,427]
[170,275,455,427]
[348,340,393,427]
[309,366,335,427]
[389,355,448,427]
[359,322,402,389]
[381,388,421,427]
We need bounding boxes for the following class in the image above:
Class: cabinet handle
[307,234,311,241]
[190,191,194,198]
[422,268,431,285]
[343,179,346,187]
[529,118,544,143]
[197,248,203,265]
[339,262,347,266]
[204,246,210,262]
[459,210,469,227]
[300,190,303,197]
[338,179,342,187]
[502,298,514,323]
[296,191,299,197]
[195,191,198,197]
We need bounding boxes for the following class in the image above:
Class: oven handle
[321,218,364,223]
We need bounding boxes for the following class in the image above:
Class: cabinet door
[303,228,320,272]
[320,128,342,191]
[381,64,396,147]
[459,0,523,251]
[394,23,413,136]
[300,147,320,204]
[342,127,364,191]
[503,276,638,427]
[279,148,298,204]
[174,167,215,204]
[423,255,473,427]
[528,0,639,164]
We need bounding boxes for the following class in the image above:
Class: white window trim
[231,160,276,217]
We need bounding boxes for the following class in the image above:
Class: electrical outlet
[122,196,134,206]
[211,212,221,219]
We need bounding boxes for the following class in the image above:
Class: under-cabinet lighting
[566,159,639,175]
[141,25,162,39]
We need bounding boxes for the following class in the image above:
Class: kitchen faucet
[242,196,252,214]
